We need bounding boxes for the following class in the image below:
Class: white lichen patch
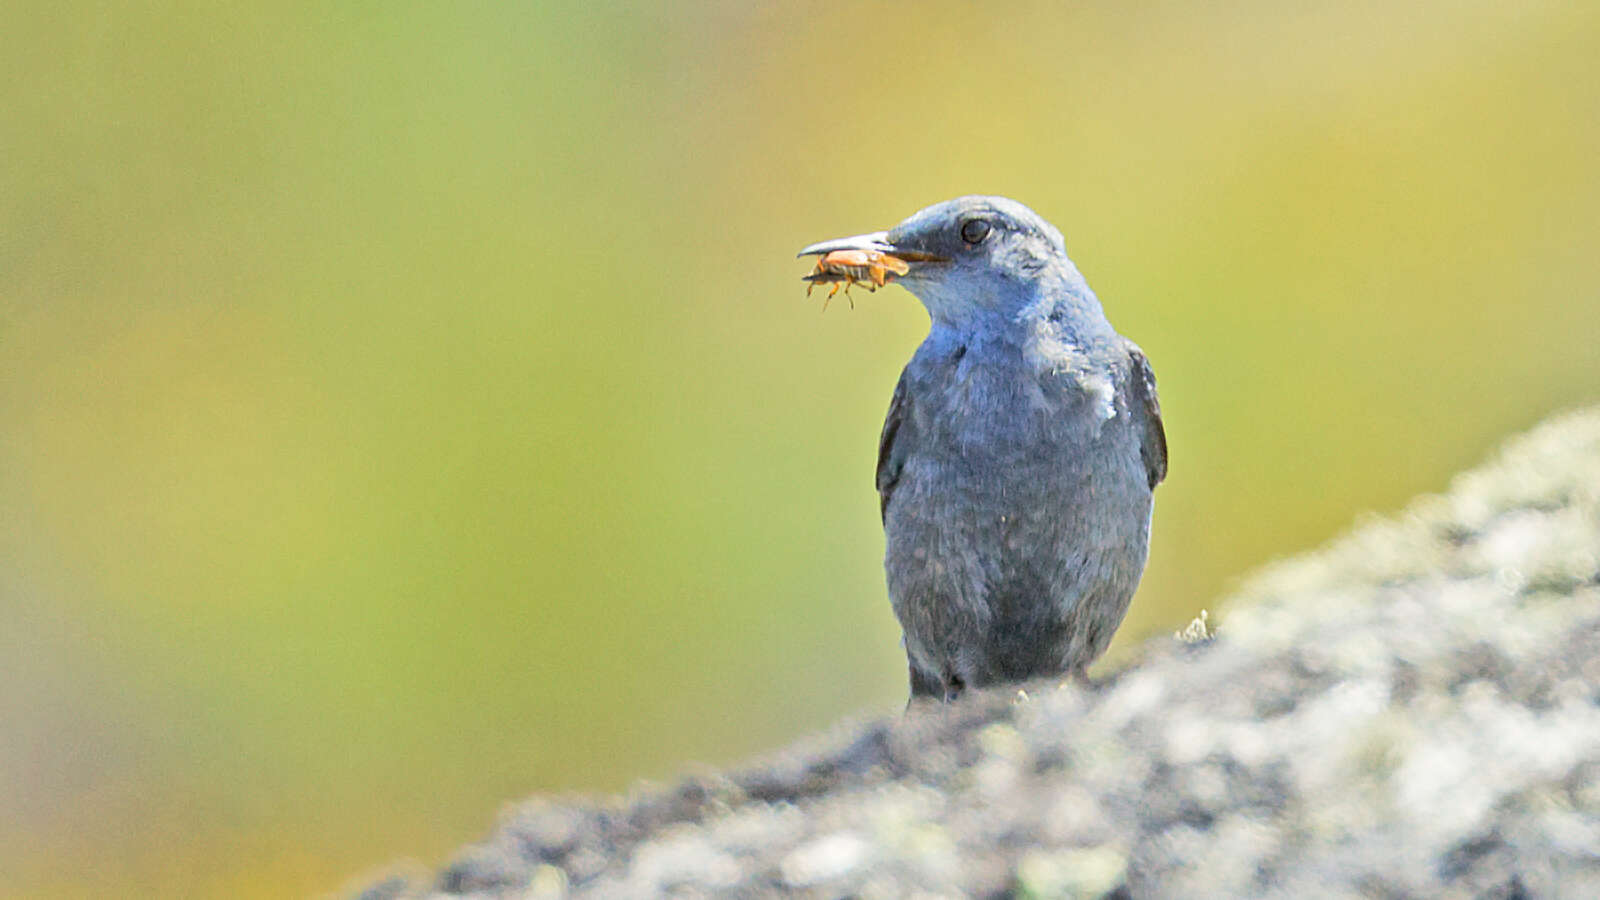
[779,832,871,888]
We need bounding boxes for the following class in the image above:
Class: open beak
[797,230,946,287]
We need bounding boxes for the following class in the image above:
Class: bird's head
[799,196,1090,327]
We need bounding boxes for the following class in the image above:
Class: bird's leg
[1070,664,1106,691]
[907,663,944,707]
[941,672,966,704]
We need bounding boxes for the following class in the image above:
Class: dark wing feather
[876,369,913,523]
[1124,340,1168,489]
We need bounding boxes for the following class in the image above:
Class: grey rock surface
[355,407,1600,899]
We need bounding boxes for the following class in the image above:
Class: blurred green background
[3,1,1597,896]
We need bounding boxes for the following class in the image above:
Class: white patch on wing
[1025,335,1119,429]
[1087,374,1117,425]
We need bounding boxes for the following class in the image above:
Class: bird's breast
[910,342,1123,457]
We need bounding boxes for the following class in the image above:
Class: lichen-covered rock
[356,407,1600,899]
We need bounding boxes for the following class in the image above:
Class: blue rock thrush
[800,196,1167,702]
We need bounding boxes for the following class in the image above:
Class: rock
[357,406,1600,899]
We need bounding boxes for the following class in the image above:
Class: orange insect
[804,249,911,310]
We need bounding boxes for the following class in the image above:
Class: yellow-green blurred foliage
[3,1,1598,896]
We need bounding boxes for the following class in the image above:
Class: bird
[799,196,1167,703]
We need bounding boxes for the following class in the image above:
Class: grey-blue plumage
[800,197,1166,702]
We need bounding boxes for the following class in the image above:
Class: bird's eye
[960,218,991,245]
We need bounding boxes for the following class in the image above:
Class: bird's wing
[1124,339,1168,489]
[876,368,913,524]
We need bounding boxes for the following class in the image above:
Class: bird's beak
[796,231,897,258]
[796,230,946,283]
[797,230,947,263]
